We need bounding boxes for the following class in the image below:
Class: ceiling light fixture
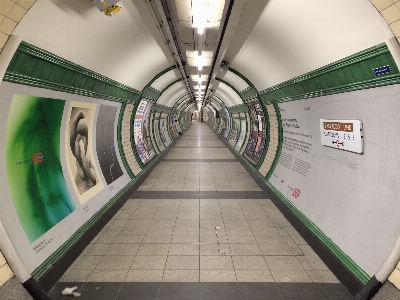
[192,0,209,35]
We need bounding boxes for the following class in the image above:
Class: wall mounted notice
[320,119,363,154]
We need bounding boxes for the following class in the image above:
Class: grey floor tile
[173,227,199,236]
[137,244,170,255]
[87,270,128,282]
[258,242,294,256]
[95,255,135,270]
[238,282,280,299]
[171,235,199,244]
[226,235,257,244]
[69,255,102,270]
[142,235,172,244]
[116,282,161,300]
[169,244,199,255]
[200,256,234,269]
[105,244,140,256]
[306,270,340,283]
[200,270,237,282]
[271,269,312,282]
[232,256,268,270]
[165,256,199,269]
[91,234,117,244]
[265,256,305,271]
[131,255,168,270]
[235,270,274,282]
[82,243,111,256]
[78,282,123,299]
[276,283,324,300]
[59,269,93,282]
[114,235,144,243]
[229,244,262,256]
[198,282,241,300]
[200,234,229,244]
[162,270,200,282]
[296,254,330,271]
[125,270,164,282]
[200,244,230,256]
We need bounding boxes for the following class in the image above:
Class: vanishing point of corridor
[49,121,352,300]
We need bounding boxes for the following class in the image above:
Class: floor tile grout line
[218,198,237,283]
[237,199,275,284]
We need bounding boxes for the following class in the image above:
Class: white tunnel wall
[157,81,188,107]
[12,0,174,89]
[231,0,394,89]
[2,0,400,293]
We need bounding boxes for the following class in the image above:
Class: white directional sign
[320,119,363,154]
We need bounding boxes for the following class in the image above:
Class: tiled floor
[49,121,352,299]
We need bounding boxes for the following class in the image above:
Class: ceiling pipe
[200,0,235,108]
[151,0,194,99]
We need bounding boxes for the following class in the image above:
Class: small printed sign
[320,119,363,154]
[373,65,391,76]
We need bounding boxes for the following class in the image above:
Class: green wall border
[4,41,142,102]
[259,42,400,103]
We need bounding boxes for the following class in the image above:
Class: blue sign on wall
[373,65,391,76]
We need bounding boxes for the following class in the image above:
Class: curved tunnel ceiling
[11,0,175,89]
[151,68,182,92]
[227,0,394,89]
[213,82,242,107]
[220,70,249,92]
[5,0,398,109]
[157,81,188,107]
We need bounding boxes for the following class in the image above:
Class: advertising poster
[235,119,247,151]
[66,101,104,204]
[160,118,171,146]
[244,100,266,165]
[134,99,155,164]
[5,95,76,243]
[95,105,123,185]
[170,109,178,138]
[222,108,230,139]
[229,119,240,146]
[219,116,226,134]
[154,119,165,151]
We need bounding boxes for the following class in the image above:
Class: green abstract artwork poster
[5,95,76,243]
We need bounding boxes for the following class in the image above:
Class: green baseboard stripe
[266,182,370,285]
[30,179,136,281]
[212,126,370,286]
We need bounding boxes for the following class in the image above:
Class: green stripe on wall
[4,41,142,102]
[259,43,400,103]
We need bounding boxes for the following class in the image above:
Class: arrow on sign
[332,140,344,147]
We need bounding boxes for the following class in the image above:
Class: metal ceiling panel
[208,1,225,22]
[177,21,194,44]
[175,0,192,21]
